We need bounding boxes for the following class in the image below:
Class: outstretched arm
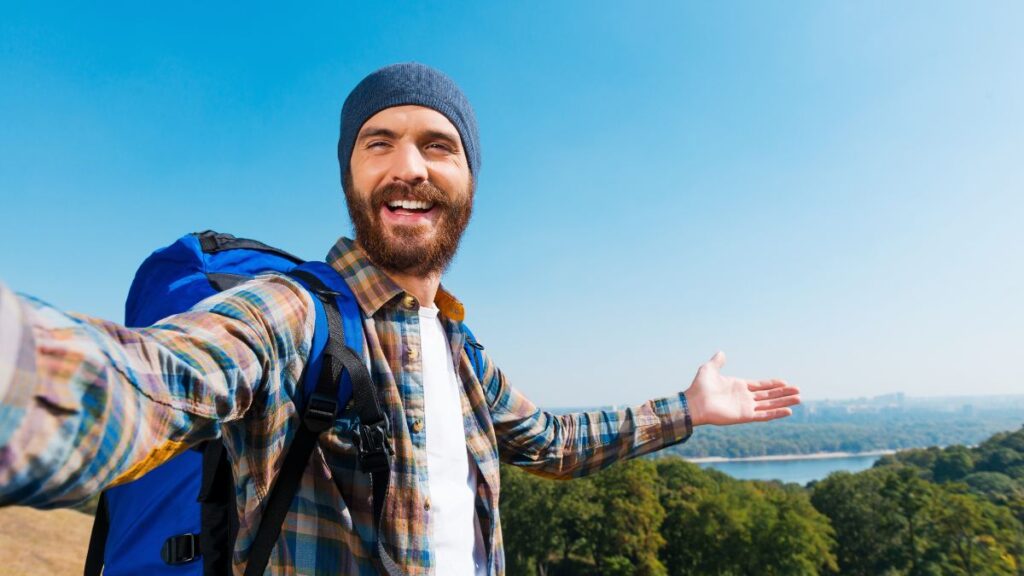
[0,276,313,508]
[480,349,799,479]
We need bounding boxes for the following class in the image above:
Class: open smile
[380,199,440,225]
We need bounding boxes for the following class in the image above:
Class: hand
[683,351,800,427]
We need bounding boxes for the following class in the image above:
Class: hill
[0,506,93,576]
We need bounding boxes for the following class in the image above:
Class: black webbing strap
[198,440,238,575]
[241,414,326,576]
[83,493,108,576]
[244,270,402,576]
[290,269,403,576]
[243,277,344,576]
[195,230,303,262]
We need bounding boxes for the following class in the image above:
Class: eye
[426,142,456,153]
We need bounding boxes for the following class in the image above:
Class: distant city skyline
[1,2,1022,405]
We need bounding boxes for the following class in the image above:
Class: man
[0,63,800,574]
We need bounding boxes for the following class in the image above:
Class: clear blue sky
[2,2,1021,405]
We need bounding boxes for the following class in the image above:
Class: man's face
[345,105,474,277]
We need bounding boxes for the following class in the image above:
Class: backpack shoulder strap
[242,267,346,576]
[462,324,487,383]
[244,263,403,576]
[290,262,403,576]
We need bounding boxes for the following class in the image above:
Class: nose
[388,142,429,186]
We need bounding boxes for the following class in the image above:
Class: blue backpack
[84,231,489,576]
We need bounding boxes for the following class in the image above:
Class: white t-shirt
[418,305,487,575]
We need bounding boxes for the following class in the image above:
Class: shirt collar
[325,237,466,323]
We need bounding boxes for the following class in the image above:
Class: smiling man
[0,63,800,575]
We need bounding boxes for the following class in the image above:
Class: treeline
[665,415,1021,458]
[500,425,1024,575]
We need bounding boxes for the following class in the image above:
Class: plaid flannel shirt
[0,236,694,575]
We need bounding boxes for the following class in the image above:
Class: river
[694,452,890,485]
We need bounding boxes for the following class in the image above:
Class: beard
[343,174,474,277]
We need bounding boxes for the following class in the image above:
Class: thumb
[709,351,727,370]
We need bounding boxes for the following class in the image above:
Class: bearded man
[0,63,800,575]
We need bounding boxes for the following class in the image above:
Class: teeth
[387,200,434,210]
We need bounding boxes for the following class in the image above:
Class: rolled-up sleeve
[478,349,693,479]
[0,274,313,508]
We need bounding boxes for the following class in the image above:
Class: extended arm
[0,276,313,508]
[481,350,799,479]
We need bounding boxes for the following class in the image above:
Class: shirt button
[411,419,423,433]
[407,347,419,360]
[424,496,431,511]
[402,295,416,309]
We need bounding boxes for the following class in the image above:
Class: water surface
[697,454,883,485]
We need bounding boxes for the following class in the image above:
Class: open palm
[684,351,800,427]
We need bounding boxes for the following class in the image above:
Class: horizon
[2,2,1022,406]
[554,391,1024,411]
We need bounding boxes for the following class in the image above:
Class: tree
[934,446,975,483]
[657,461,750,575]
[589,460,667,576]
[976,427,1024,479]
[656,457,836,575]
[655,458,719,574]
[751,483,837,575]
[963,472,1024,507]
[812,468,917,575]
[500,465,559,575]
[880,466,944,575]
[932,485,1021,576]
[550,475,601,566]
[979,448,1024,476]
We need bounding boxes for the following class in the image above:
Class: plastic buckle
[302,281,340,302]
[161,533,198,565]
[304,392,338,433]
[354,416,393,473]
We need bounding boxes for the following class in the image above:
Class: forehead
[358,105,461,140]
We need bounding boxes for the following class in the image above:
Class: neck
[382,268,442,308]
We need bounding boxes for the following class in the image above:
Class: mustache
[371,181,450,208]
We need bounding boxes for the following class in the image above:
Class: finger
[753,407,793,421]
[752,386,801,401]
[747,379,789,392]
[754,395,801,411]
[708,351,727,370]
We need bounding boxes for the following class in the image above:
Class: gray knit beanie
[337,62,480,188]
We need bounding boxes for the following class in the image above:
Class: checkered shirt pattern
[0,237,693,575]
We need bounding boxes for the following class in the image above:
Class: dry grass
[0,506,92,576]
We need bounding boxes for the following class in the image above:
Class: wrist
[683,388,702,428]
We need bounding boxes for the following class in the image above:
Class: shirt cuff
[654,391,693,447]
[0,283,35,445]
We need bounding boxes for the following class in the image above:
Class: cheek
[431,167,471,198]
[349,157,388,191]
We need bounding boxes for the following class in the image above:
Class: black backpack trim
[195,231,303,262]
[197,440,238,574]
[84,494,109,576]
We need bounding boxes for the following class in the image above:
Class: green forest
[500,425,1024,575]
